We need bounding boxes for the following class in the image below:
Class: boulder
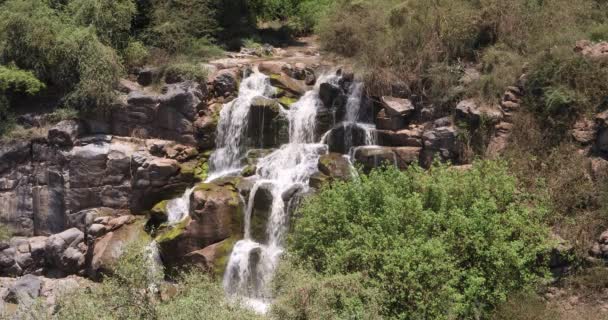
[318,153,352,181]
[325,123,371,154]
[455,99,503,126]
[270,73,308,96]
[48,120,84,147]
[381,96,415,117]
[258,61,285,75]
[248,97,289,148]
[137,67,160,87]
[420,126,459,167]
[249,182,274,244]
[211,69,239,98]
[319,82,344,109]
[376,109,406,131]
[375,127,423,147]
[571,118,596,145]
[0,141,31,175]
[309,172,331,189]
[5,275,41,304]
[89,217,147,278]
[393,147,422,169]
[45,228,86,275]
[353,146,397,172]
[156,182,243,268]
[183,237,237,277]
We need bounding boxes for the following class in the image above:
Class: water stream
[164,68,377,313]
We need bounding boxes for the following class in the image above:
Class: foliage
[56,240,161,320]
[146,0,219,53]
[67,0,137,49]
[56,240,258,320]
[0,224,12,241]
[290,161,551,319]
[0,0,122,110]
[271,259,382,320]
[0,65,45,94]
[122,40,150,69]
[505,113,608,258]
[156,272,263,320]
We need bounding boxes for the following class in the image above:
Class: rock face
[112,81,204,146]
[420,124,459,167]
[0,135,195,237]
[156,181,243,269]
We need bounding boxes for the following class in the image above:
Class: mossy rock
[278,96,298,108]
[155,217,190,244]
[211,236,239,278]
[309,171,331,189]
[241,165,257,177]
[251,96,283,114]
[150,200,169,224]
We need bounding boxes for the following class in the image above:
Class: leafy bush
[290,161,551,319]
[271,260,382,320]
[67,0,136,49]
[0,65,45,94]
[56,240,259,320]
[0,0,123,110]
[122,40,150,69]
[56,240,161,320]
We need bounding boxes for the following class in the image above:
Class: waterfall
[160,69,371,314]
[222,74,334,313]
[208,70,276,179]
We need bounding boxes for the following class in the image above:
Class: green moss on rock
[155,217,190,244]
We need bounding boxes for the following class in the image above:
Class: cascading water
[161,68,371,313]
[222,74,334,313]
[208,70,277,179]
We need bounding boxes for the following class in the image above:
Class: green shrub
[156,272,263,320]
[290,161,551,319]
[162,62,208,83]
[0,0,123,110]
[67,0,136,50]
[271,260,382,320]
[56,240,161,320]
[0,65,45,94]
[122,40,150,69]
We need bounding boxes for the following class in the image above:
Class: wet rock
[0,141,31,175]
[249,182,273,244]
[319,82,345,110]
[318,153,352,181]
[325,123,370,154]
[248,97,289,148]
[156,182,242,268]
[353,146,397,172]
[270,73,308,96]
[183,237,236,277]
[309,172,330,189]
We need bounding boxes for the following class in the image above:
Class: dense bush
[56,241,259,320]
[290,161,551,319]
[271,260,382,319]
[0,0,122,110]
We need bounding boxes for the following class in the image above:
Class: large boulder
[270,73,308,97]
[375,127,423,147]
[318,153,352,181]
[89,217,147,278]
[325,123,370,154]
[353,146,397,172]
[247,97,289,148]
[44,228,86,275]
[381,96,415,117]
[211,69,239,98]
[156,181,243,268]
[455,99,503,126]
[47,120,84,148]
[420,125,459,167]
[376,109,406,131]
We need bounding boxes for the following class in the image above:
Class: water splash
[209,70,276,177]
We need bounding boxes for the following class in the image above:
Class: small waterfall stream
[164,67,377,313]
